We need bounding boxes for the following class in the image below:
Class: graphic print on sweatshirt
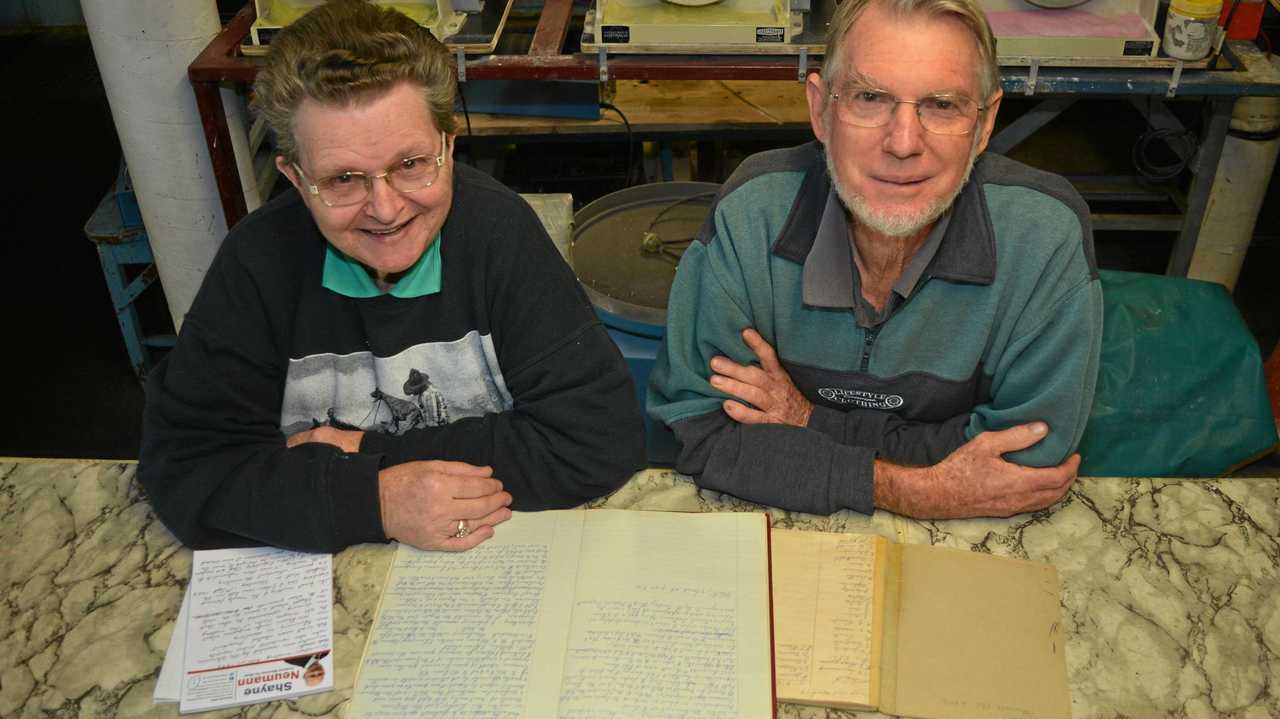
[280,330,512,436]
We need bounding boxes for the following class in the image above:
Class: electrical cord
[641,192,718,264]
[599,102,638,186]
[1132,127,1199,181]
[455,76,473,138]
[646,192,718,231]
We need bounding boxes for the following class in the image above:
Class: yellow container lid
[1169,0,1222,19]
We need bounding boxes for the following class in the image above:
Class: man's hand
[287,426,364,453]
[875,422,1079,519]
[710,328,813,428]
[378,460,513,551]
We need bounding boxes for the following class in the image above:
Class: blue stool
[83,165,176,379]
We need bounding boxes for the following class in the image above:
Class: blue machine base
[598,309,678,466]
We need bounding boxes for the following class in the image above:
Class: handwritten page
[771,530,884,710]
[179,547,333,714]
[349,512,582,718]
[350,509,772,719]
[557,511,772,718]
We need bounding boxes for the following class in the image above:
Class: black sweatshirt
[139,164,646,552]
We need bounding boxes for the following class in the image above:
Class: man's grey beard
[825,140,980,239]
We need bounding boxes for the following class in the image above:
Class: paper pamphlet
[153,590,190,703]
[159,547,334,714]
[348,509,774,718]
[771,530,1071,719]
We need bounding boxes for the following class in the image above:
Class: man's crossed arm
[707,328,1078,519]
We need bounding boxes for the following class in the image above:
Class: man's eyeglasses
[829,87,987,136]
[293,131,449,208]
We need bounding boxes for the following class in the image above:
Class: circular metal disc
[1021,0,1093,9]
[573,182,719,326]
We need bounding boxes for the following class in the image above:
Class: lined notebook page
[348,512,583,718]
[771,530,884,710]
[557,511,772,718]
[350,510,772,719]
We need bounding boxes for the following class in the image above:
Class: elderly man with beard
[648,0,1103,519]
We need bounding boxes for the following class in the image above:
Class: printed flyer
[179,547,333,714]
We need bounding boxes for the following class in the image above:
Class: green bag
[1078,270,1279,477]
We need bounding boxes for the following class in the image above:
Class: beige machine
[981,0,1164,62]
[582,0,834,54]
[247,0,505,53]
[585,0,1168,63]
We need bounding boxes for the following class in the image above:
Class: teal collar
[322,232,442,298]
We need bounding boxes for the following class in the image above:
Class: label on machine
[602,25,631,43]
[755,26,785,43]
[1122,40,1156,55]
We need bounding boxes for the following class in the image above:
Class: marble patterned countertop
[1,459,1276,718]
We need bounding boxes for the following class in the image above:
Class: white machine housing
[249,0,475,49]
[584,0,826,54]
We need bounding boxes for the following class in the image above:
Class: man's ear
[805,72,830,145]
[974,88,1003,155]
[275,156,305,194]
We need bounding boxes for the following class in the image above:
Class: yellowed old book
[772,530,1070,719]
[349,509,774,718]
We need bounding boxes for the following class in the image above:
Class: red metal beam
[191,80,249,229]
[188,4,258,229]
[188,3,259,83]
[528,0,574,56]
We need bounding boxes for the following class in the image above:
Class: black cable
[600,102,637,186]
[1132,127,1198,182]
[455,76,473,138]
[646,192,718,231]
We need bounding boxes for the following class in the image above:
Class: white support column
[1188,96,1280,292]
[82,0,255,330]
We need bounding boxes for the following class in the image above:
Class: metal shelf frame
[190,2,1280,274]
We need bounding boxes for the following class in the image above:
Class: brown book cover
[772,530,1071,719]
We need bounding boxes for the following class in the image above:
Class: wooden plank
[459,79,810,136]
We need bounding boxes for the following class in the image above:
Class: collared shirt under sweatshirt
[140,163,646,552]
[647,142,1103,515]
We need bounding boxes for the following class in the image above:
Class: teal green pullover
[647,142,1103,515]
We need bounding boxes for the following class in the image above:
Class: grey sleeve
[671,412,875,515]
[804,405,970,466]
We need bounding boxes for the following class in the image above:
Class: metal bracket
[1024,60,1039,96]
[1166,61,1184,99]
[798,48,808,83]
[598,47,608,83]
[456,48,466,83]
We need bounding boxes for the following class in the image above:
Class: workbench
[188,2,1280,275]
[3,459,1277,717]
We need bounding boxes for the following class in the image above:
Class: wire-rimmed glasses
[293,131,449,207]
[830,87,988,136]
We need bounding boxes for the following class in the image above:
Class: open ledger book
[772,530,1071,719]
[350,509,774,718]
